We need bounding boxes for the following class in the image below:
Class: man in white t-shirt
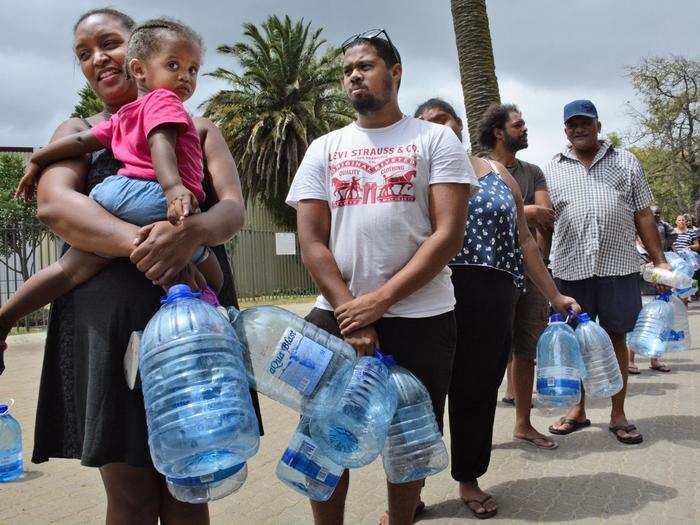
[286,29,478,525]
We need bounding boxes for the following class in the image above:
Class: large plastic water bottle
[276,417,343,501]
[574,313,623,399]
[140,285,260,503]
[536,314,585,407]
[382,360,448,484]
[641,264,693,289]
[666,294,691,352]
[627,292,673,358]
[666,251,695,278]
[228,306,356,416]
[677,249,700,271]
[310,353,398,468]
[0,401,22,482]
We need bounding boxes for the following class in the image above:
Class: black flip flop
[463,495,497,519]
[501,397,515,405]
[609,424,643,444]
[381,500,426,523]
[548,417,591,435]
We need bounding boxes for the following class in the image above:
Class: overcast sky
[2,0,698,166]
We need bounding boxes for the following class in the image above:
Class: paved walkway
[0,302,698,524]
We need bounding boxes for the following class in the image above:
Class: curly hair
[127,17,203,64]
[477,103,520,150]
[73,7,136,33]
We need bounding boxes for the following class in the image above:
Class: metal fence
[0,223,317,332]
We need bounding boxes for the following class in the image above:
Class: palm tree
[450,0,501,154]
[203,15,354,229]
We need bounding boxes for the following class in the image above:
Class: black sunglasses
[341,28,400,64]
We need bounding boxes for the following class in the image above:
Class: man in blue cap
[543,99,670,444]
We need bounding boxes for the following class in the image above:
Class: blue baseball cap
[563,99,598,122]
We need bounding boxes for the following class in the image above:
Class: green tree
[626,56,699,215]
[451,0,501,154]
[203,15,354,229]
[71,82,103,118]
[0,154,50,281]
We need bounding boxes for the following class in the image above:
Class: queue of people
[0,9,679,525]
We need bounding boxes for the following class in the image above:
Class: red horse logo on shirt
[331,176,362,207]
[378,170,417,201]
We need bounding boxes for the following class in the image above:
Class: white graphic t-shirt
[286,116,478,317]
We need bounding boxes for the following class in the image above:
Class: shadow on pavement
[626,381,679,397]
[1,470,44,483]
[418,472,676,522]
[493,415,700,461]
[658,362,700,372]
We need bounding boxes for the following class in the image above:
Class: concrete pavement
[0,302,698,524]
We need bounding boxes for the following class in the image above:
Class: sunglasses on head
[341,28,400,64]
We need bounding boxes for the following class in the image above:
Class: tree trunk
[451,0,501,155]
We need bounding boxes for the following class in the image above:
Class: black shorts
[554,273,642,334]
[304,308,456,432]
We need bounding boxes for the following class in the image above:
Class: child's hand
[165,185,199,224]
[15,161,42,201]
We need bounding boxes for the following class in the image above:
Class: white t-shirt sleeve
[428,125,479,193]
[286,138,328,209]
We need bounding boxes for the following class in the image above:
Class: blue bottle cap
[658,291,672,302]
[577,312,590,323]
[549,313,565,323]
[0,404,8,415]
[160,284,201,305]
[374,349,395,367]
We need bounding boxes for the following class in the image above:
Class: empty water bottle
[574,313,623,399]
[677,249,700,271]
[0,400,22,482]
[627,292,673,358]
[666,294,691,352]
[675,279,698,300]
[665,251,695,279]
[641,264,693,290]
[228,306,356,416]
[382,360,448,484]
[536,314,585,407]
[140,285,259,503]
[310,353,398,468]
[276,417,343,501]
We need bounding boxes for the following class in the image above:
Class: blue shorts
[89,175,207,263]
[554,273,642,335]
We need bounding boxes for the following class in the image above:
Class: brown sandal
[548,417,591,435]
[463,495,498,519]
[609,424,643,444]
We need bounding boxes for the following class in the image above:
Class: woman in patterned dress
[416,99,578,519]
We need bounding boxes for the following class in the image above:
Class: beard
[349,74,393,115]
[505,133,527,152]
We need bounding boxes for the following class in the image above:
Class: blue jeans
[89,175,206,263]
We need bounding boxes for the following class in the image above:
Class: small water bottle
[141,285,260,503]
[310,353,398,468]
[228,306,356,416]
[536,314,585,407]
[382,360,448,484]
[627,292,673,358]
[666,294,691,352]
[574,313,623,399]
[641,265,693,290]
[0,400,22,482]
[276,417,343,501]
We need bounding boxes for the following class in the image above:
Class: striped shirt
[672,229,697,253]
[544,141,653,281]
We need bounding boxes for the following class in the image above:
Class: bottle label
[166,463,244,487]
[269,328,333,396]
[281,437,340,488]
[537,366,581,390]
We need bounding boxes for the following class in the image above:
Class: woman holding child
[2,8,258,523]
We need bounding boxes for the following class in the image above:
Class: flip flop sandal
[609,424,643,444]
[548,417,591,435]
[514,435,559,450]
[628,364,640,375]
[650,364,671,372]
[501,397,515,405]
[463,495,498,519]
